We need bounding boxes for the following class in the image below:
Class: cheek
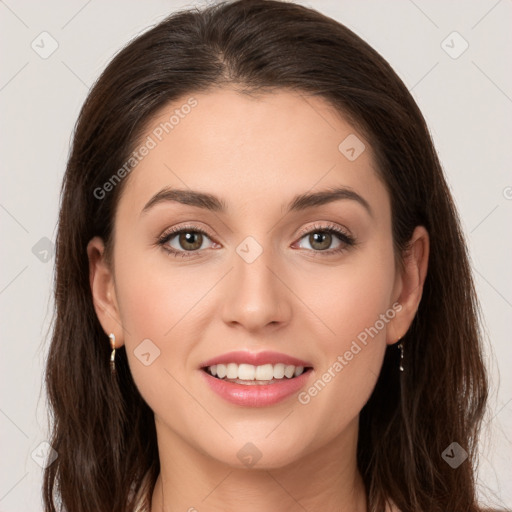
[114,244,202,337]
[297,243,396,351]
[294,243,395,424]
[111,247,193,391]
[114,274,197,424]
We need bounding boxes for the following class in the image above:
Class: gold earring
[109,333,116,374]
[397,337,404,372]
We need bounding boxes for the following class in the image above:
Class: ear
[86,236,125,348]
[386,225,429,345]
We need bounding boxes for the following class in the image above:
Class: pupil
[311,232,330,250]
[181,232,201,250]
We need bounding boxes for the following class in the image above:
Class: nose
[220,242,292,333]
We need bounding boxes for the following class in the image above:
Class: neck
[150,416,367,512]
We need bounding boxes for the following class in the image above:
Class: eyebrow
[140,186,373,218]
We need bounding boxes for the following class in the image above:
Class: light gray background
[1,1,511,510]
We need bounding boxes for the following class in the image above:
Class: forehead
[117,88,388,218]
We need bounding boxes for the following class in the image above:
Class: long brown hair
[43,1,489,510]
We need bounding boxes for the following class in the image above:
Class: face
[89,87,422,470]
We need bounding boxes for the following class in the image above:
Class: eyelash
[156,222,356,259]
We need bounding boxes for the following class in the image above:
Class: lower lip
[200,368,313,407]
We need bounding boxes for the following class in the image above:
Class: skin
[87,88,429,512]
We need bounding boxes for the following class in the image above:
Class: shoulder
[385,500,400,512]
[385,503,506,512]
[132,487,150,512]
[131,471,152,512]
[134,497,148,512]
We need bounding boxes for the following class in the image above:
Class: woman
[43,1,490,511]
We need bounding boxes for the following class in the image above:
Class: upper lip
[200,350,313,368]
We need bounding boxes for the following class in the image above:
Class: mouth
[199,350,314,406]
[201,363,314,386]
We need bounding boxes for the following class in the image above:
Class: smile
[201,364,314,407]
[204,362,308,384]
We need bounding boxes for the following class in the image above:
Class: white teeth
[284,365,295,378]
[206,363,307,381]
[238,363,255,380]
[226,363,238,379]
[216,364,227,379]
[255,364,274,381]
[273,363,285,379]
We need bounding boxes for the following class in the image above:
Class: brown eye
[295,224,355,255]
[177,231,204,251]
[308,232,333,251]
[158,225,216,257]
